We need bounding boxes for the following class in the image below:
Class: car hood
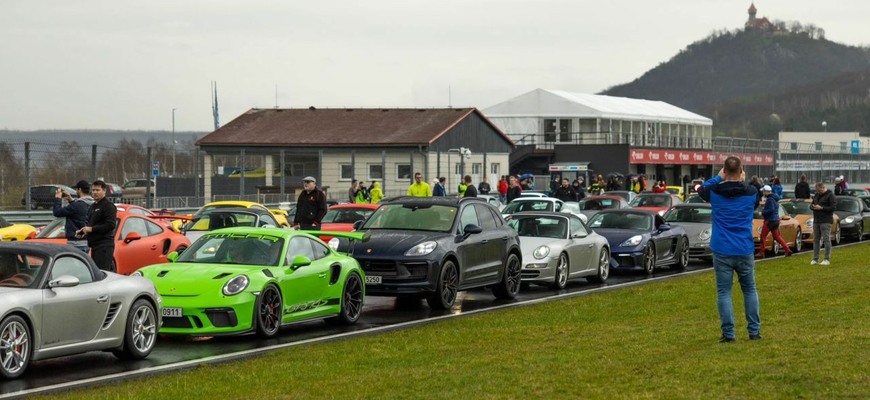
[145,263,265,296]
[592,228,647,246]
[668,223,710,240]
[353,229,450,255]
[834,211,860,220]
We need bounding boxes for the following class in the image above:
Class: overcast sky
[2,0,868,132]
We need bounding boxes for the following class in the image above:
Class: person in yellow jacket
[406,172,432,197]
[369,181,383,204]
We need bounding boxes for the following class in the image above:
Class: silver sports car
[506,212,610,289]
[0,242,161,379]
[662,204,713,262]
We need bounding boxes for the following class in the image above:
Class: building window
[368,164,384,181]
[790,142,798,151]
[841,142,848,153]
[815,142,823,151]
[455,163,463,176]
[472,163,482,175]
[490,163,500,176]
[544,119,556,142]
[286,163,304,176]
[340,164,353,181]
[396,164,411,180]
[559,119,572,142]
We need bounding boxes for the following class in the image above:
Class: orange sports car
[753,202,802,255]
[28,211,191,275]
[318,203,380,244]
[780,199,841,246]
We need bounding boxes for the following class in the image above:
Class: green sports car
[133,227,366,338]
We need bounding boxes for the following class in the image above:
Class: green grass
[44,245,870,399]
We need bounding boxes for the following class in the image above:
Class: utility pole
[172,108,177,176]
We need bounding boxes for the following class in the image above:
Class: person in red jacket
[497,176,509,203]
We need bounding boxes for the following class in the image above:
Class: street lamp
[822,120,827,133]
[172,108,177,176]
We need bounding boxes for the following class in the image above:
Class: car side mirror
[464,224,483,234]
[657,224,671,231]
[124,232,142,244]
[781,215,791,220]
[49,275,80,288]
[290,255,312,270]
[353,220,365,230]
[572,233,587,239]
[167,251,179,262]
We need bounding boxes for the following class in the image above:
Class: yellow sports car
[781,199,841,246]
[753,202,802,255]
[0,216,37,241]
[174,201,290,231]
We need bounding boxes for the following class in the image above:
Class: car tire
[833,226,841,245]
[113,299,157,360]
[587,248,610,284]
[857,225,864,242]
[493,253,521,300]
[793,229,802,252]
[0,315,31,379]
[673,237,689,270]
[643,244,656,275]
[426,261,459,310]
[550,253,569,290]
[255,284,283,338]
[326,272,364,325]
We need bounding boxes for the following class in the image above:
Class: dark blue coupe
[586,209,689,274]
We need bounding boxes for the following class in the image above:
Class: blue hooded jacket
[52,196,95,241]
[761,193,781,222]
[698,175,760,256]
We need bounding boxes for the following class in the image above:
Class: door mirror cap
[49,275,80,288]
[290,255,312,270]
[124,231,142,244]
[657,224,671,231]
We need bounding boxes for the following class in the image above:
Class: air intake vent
[262,269,274,278]
[102,302,122,329]
[158,271,169,277]
[213,273,232,280]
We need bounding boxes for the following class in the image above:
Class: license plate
[162,307,183,318]
[365,275,382,285]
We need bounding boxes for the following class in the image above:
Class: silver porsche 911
[506,212,610,289]
[0,242,161,379]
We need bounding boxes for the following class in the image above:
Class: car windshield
[36,218,67,239]
[579,198,620,210]
[0,251,47,289]
[507,216,567,239]
[186,212,262,231]
[663,207,712,223]
[588,212,652,230]
[629,196,671,208]
[361,204,455,232]
[195,204,246,216]
[836,199,861,214]
[177,233,284,266]
[783,201,813,216]
[502,200,553,214]
[322,208,376,224]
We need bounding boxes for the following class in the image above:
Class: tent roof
[482,89,712,125]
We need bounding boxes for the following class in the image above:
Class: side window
[310,240,330,260]
[474,204,498,230]
[571,217,588,237]
[554,201,563,212]
[120,217,147,239]
[51,256,93,284]
[286,237,316,264]
[145,219,164,236]
[488,207,504,227]
[260,214,279,227]
[458,206,480,232]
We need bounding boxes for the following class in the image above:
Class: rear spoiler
[149,215,193,222]
[301,230,370,243]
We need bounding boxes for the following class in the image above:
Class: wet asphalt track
[0,259,729,398]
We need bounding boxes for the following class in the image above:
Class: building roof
[196,107,510,147]
[482,89,712,125]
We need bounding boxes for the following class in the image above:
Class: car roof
[594,208,659,216]
[671,203,711,209]
[509,211,572,219]
[328,203,380,210]
[199,207,269,216]
[204,200,262,208]
[381,196,485,206]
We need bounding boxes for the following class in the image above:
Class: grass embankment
[47,245,870,399]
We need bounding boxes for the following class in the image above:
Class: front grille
[361,259,430,280]
[163,316,193,329]
[204,308,238,328]
[521,270,541,279]
[617,256,636,267]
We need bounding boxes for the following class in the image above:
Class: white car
[477,194,506,211]
[502,198,587,223]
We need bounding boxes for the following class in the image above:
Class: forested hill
[601,28,870,114]
[0,129,205,146]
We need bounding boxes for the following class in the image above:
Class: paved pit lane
[2,261,714,398]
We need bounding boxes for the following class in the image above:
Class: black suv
[350,197,522,309]
[21,184,76,210]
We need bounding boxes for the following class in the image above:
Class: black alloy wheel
[493,253,522,299]
[328,272,364,325]
[643,244,656,275]
[427,261,459,310]
[256,285,282,338]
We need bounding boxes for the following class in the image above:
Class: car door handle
[480,240,489,244]
[501,237,509,241]
[588,244,594,248]
[96,295,108,303]
[318,273,327,279]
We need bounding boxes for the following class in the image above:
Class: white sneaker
[810,260,818,265]
[820,260,830,265]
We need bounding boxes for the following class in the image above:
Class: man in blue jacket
[51,180,94,253]
[698,156,762,343]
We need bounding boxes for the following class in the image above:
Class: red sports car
[318,203,379,243]
[629,193,683,216]
[27,211,191,275]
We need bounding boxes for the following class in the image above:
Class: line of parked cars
[3,189,869,379]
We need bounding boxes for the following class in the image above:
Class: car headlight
[222,275,249,296]
[533,245,550,259]
[844,216,856,224]
[328,237,340,250]
[405,241,437,256]
[699,228,711,241]
[619,235,643,247]
[130,270,143,277]
[756,226,762,234]
[806,218,813,227]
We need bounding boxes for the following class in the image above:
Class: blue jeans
[713,254,760,339]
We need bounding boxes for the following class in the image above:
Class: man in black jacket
[461,175,478,198]
[506,176,522,203]
[76,180,117,272]
[293,176,328,230]
[794,175,811,199]
[810,182,836,265]
[553,178,578,202]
